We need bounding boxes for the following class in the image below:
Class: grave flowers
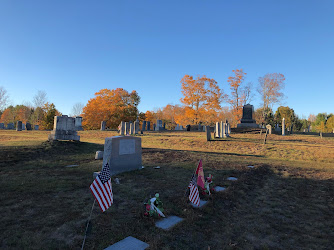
[204,174,215,195]
[144,193,165,217]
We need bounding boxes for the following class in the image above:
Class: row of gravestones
[0,122,39,130]
[214,121,231,138]
[100,120,185,132]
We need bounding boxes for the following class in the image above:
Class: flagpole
[81,199,96,250]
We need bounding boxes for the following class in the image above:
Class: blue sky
[0,0,333,118]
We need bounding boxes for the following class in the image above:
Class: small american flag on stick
[90,163,113,212]
[188,174,200,206]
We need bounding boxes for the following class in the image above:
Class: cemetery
[1,125,334,249]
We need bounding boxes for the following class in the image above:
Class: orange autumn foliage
[82,88,140,130]
[180,75,225,125]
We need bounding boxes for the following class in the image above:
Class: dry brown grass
[0,130,333,249]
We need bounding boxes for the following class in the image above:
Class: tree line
[1,69,333,132]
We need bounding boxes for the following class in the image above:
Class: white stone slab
[155,215,184,230]
[214,186,226,192]
[191,199,208,208]
[104,236,149,250]
[227,177,238,181]
[247,165,254,168]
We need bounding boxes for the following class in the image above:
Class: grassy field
[1,130,334,249]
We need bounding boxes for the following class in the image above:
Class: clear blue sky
[0,0,333,118]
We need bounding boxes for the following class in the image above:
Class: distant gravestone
[147,121,151,131]
[102,136,142,176]
[134,121,139,134]
[155,120,163,131]
[95,151,104,160]
[153,124,156,131]
[186,125,191,131]
[163,122,166,130]
[0,123,4,129]
[34,125,39,130]
[125,122,130,135]
[7,123,14,130]
[206,126,211,141]
[75,116,83,131]
[282,118,285,136]
[48,115,80,141]
[26,123,32,130]
[101,121,106,131]
[142,121,146,131]
[237,104,258,128]
[129,122,134,135]
[266,124,272,134]
[215,122,220,138]
[22,123,25,130]
[16,121,22,131]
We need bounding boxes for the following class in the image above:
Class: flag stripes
[189,183,200,206]
[90,163,113,212]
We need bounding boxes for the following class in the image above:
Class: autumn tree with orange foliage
[180,75,225,125]
[227,69,248,125]
[82,88,140,129]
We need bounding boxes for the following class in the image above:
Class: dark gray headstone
[16,121,22,131]
[34,125,39,130]
[206,126,211,141]
[26,122,32,130]
[146,121,150,131]
[142,121,146,131]
[0,123,4,129]
[7,123,14,130]
[237,104,258,128]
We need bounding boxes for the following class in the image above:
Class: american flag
[90,163,113,212]
[188,174,200,206]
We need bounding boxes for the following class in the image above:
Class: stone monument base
[48,130,80,141]
[237,123,259,128]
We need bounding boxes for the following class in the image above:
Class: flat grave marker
[104,236,149,250]
[155,216,184,230]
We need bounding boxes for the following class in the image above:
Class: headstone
[129,122,134,135]
[282,118,285,136]
[153,124,156,131]
[120,121,125,135]
[155,120,163,131]
[163,122,166,130]
[34,125,39,130]
[100,121,106,131]
[191,199,208,208]
[75,116,83,131]
[237,104,259,128]
[95,151,104,160]
[134,121,139,134]
[48,115,80,141]
[102,136,142,176]
[21,123,25,130]
[16,121,22,131]
[104,236,149,250]
[198,124,202,131]
[206,126,211,141]
[307,125,310,133]
[186,125,191,131]
[266,124,272,134]
[26,122,32,130]
[227,177,238,181]
[180,125,183,130]
[214,186,226,192]
[0,123,4,129]
[221,121,226,138]
[7,123,14,130]
[225,122,230,137]
[142,121,147,131]
[147,121,150,131]
[175,124,180,130]
[215,122,220,138]
[155,216,184,230]
[125,122,130,135]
